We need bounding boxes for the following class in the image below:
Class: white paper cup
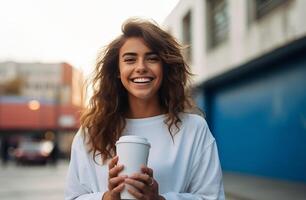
[116,135,151,200]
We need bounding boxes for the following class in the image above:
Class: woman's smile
[131,77,154,83]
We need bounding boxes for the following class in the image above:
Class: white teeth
[132,77,152,83]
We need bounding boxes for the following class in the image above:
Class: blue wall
[206,49,306,182]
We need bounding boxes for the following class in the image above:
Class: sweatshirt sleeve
[161,140,225,200]
[65,130,104,200]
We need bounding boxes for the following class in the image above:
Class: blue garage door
[211,55,306,182]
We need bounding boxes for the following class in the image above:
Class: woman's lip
[130,77,154,83]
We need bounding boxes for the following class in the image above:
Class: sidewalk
[223,172,306,200]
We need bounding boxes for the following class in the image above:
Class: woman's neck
[126,97,165,119]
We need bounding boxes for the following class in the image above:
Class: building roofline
[200,35,306,89]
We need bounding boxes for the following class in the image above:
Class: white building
[0,61,84,106]
[164,0,306,84]
[164,0,306,183]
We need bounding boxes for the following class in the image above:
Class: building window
[182,10,192,63]
[207,0,229,49]
[255,0,289,19]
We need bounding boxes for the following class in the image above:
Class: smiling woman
[119,37,163,115]
[65,18,225,200]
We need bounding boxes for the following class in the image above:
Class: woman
[65,18,225,200]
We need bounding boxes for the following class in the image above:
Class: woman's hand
[125,165,165,200]
[103,156,127,200]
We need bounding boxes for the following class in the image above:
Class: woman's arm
[65,130,105,200]
[65,130,126,200]
[161,141,225,200]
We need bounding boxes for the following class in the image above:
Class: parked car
[14,140,54,165]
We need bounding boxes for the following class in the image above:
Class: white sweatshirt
[65,113,225,200]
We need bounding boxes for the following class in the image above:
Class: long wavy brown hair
[81,18,194,163]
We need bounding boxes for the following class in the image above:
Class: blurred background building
[164,0,306,183]
[0,62,84,161]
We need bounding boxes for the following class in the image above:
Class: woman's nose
[135,59,148,73]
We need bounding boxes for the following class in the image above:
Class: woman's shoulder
[180,112,208,127]
[71,128,87,150]
[180,112,215,142]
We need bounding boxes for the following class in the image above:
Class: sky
[0,0,179,76]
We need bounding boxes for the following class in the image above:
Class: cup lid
[116,135,151,147]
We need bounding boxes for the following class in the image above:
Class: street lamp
[28,100,40,111]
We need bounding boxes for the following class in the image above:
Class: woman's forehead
[119,37,153,56]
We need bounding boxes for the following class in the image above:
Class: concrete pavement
[1,161,306,200]
[0,161,67,200]
[223,172,306,200]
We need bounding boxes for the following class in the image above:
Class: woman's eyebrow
[145,52,158,56]
[122,52,158,57]
[122,52,137,57]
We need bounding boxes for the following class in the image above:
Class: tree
[0,77,23,95]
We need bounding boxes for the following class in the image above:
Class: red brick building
[0,61,85,157]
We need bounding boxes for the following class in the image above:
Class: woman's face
[119,37,163,103]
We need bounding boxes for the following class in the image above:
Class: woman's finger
[127,187,145,200]
[109,164,124,178]
[129,173,151,185]
[125,178,146,191]
[112,183,125,194]
[108,156,118,170]
[109,175,127,189]
[141,165,153,177]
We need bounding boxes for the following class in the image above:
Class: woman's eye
[147,56,160,62]
[124,58,136,63]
